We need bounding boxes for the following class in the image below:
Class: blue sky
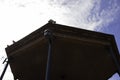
[0,0,120,80]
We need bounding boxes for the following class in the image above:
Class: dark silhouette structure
[5,21,120,80]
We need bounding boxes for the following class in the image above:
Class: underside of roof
[5,22,120,80]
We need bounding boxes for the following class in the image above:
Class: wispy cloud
[1,0,119,31]
[47,0,97,29]
[88,0,120,31]
[52,0,120,30]
[46,0,120,30]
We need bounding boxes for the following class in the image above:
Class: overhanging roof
[5,22,120,80]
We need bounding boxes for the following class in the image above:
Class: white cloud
[0,0,99,30]
[1,0,119,31]
[87,0,120,30]
[48,0,120,31]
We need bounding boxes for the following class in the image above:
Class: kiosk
[5,21,120,80]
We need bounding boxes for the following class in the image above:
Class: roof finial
[12,40,16,44]
[48,19,56,24]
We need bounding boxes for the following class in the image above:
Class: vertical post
[44,29,53,80]
[0,58,9,80]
